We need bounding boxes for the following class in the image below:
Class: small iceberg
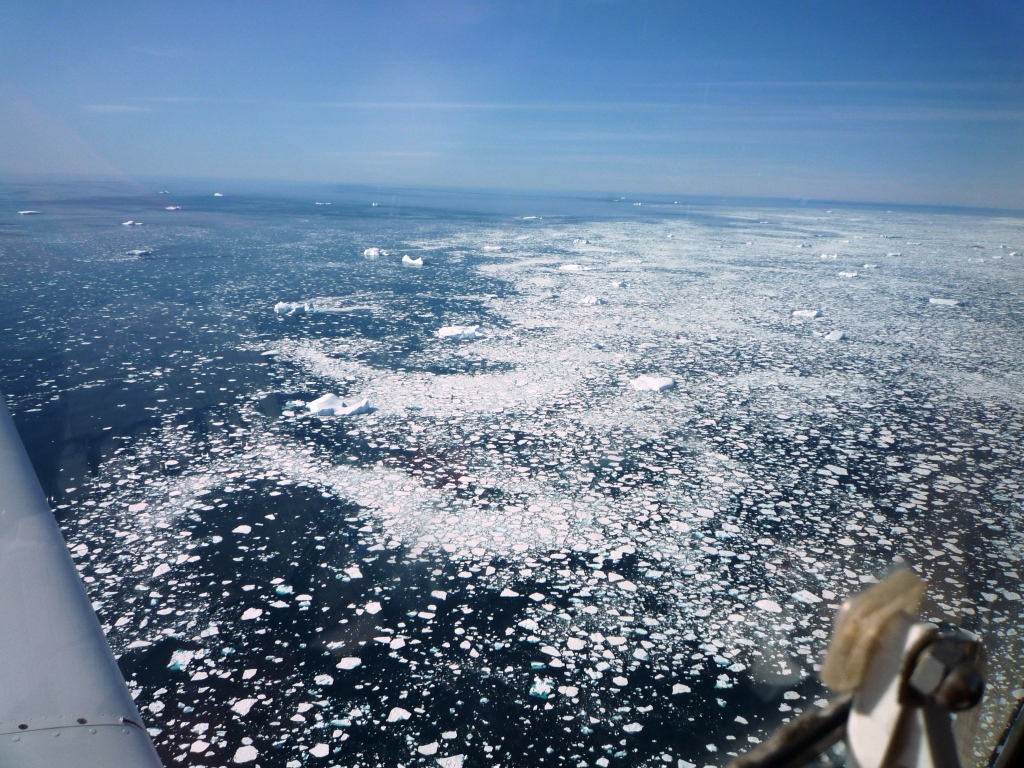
[402,254,424,266]
[572,238,590,245]
[363,247,384,258]
[838,271,858,278]
[307,394,374,417]
[929,297,958,306]
[127,249,153,256]
[122,220,134,226]
[792,309,822,319]
[559,264,587,272]
[438,325,485,341]
[483,245,502,252]
[214,192,223,197]
[613,280,627,288]
[824,330,845,341]
[580,295,605,305]
[274,301,312,316]
[18,210,41,215]
[165,206,181,211]
[630,376,676,392]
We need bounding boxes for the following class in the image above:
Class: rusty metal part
[726,695,852,768]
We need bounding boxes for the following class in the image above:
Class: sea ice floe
[838,271,858,278]
[126,249,152,256]
[337,657,362,670]
[437,325,485,341]
[306,394,373,417]
[755,599,782,614]
[417,742,439,755]
[387,707,412,722]
[233,745,258,763]
[824,331,845,341]
[363,247,384,258]
[483,245,502,252]
[559,264,587,272]
[232,699,257,716]
[402,255,424,266]
[630,376,676,392]
[436,756,465,768]
[309,743,329,758]
[580,296,605,305]
[792,590,822,604]
[792,310,822,319]
[929,297,959,306]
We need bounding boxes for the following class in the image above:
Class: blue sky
[1,1,1022,207]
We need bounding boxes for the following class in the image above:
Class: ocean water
[1,182,1022,768]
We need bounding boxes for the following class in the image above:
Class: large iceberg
[306,394,374,417]
[630,376,676,392]
[438,325,485,341]
[274,301,313,316]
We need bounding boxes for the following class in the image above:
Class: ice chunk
[307,394,374,417]
[580,296,605,305]
[363,247,383,258]
[387,707,412,722]
[344,566,363,579]
[529,677,554,698]
[630,376,675,392]
[418,742,439,755]
[672,683,691,694]
[572,238,590,245]
[364,601,382,615]
[168,649,194,670]
[540,645,561,657]
[755,599,782,614]
[274,301,312,316]
[214,192,223,197]
[438,325,485,341]
[233,525,251,534]
[309,743,329,758]
[929,297,959,306]
[122,221,134,226]
[232,699,257,715]
[824,330,845,341]
[500,588,520,597]
[337,657,362,670]
[436,756,465,768]
[126,249,152,256]
[483,245,502,251]
[566,637,586,651]
[792,590,822,604]
[838,271,858,278]
[18,210,41,215]
[233,745,258,762]
[152,563,171,578]
[623,723,643,734]
[402,255,424,266]
[241,608,263,621]
[165,206,181,211]
[314,674,334,686]
[430,590,448,601]
[793,310,821,319]
[559,264,587,272]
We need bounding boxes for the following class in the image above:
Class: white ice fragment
[500,588,520,597]
[418,742,439,755]
[617,580,638,592]
[437,756,464,768]
[630,376,675,392]
[165,206,181,211]
[612,676,628,686]
[566,637,586,651]
[241,608,263,621]
[314,674,334,686]
[168,649,194,670]
[364,601,382,615]
[233,745,258,763]
[214,192,223,197]
[824,330,845,341]
[792,590,822,604]
[387,707,412,722]
[402,255,424,266]
[580,296,605,305]
[438,325,485,341]
[529,592,546,602]
[483,245,502,251]
[337,657,362,670]
[518,618,539,631]
[755,599,782,614]
[529,677,554,698]
[559,264,587,272]
[929,297,959,306]
[672,683,691,694]
[623,723,643,734]
[191,740,210,753]
[838,271,858,278]
[540,645,561,657]
[824,464,848,476]
[126,249,152,256]
[232,525,252,534]
[793,310,821,319]
[128,502,148,512]
[232,699,257,716]
[18,211,41,215]
[430,590,448,601]
[307,394,373,417]
[345,566,363,579]
[837,537,856,546]
[152,563,171,578]
[309,743,330,758]
[274,301,312,316]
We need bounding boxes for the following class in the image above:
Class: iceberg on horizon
[402,254,424,266]
[274,301,313,316]
[630,376,676,392]
[438,325,485,341]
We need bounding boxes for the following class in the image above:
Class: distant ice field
[1,186,1022,768]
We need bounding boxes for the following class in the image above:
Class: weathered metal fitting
[906,630,985,711]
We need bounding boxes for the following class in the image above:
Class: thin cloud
[82,104,151,113]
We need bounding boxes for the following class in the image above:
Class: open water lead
[730,569,988,768]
